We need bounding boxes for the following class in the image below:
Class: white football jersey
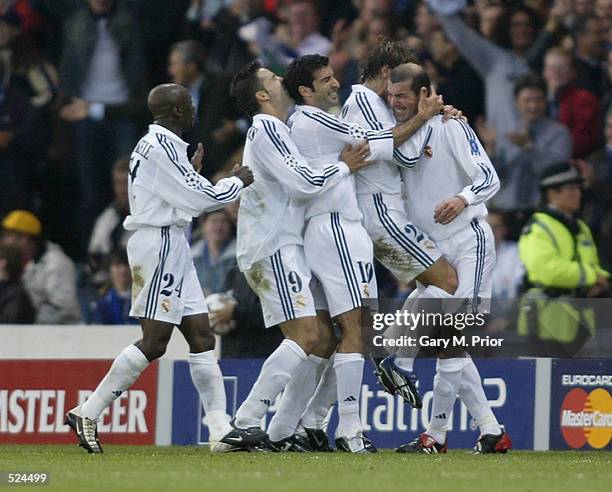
[237,113,350,269]
[341,84,430,196]
[124,124,243,231]
[288,104,393,221]
[400,116,500,241]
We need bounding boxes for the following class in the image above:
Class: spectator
[428,1,550,144]
[488,209,524,300]
[424,28,485,121]
[92,249,137,325]
[0,242,34,323]
[88,157,133,285]
[595,0,612,33]
[572,15,607,96]
[543,47,601,158]
[602,49,612,116]
[487,74,572,211]
[486,209,523,332]
[58,0,149,253]
[579,107,612,271]
[248,0,331,70]
[208,266,283,358]
[186,0,259,75]
[518,163,609,355]
[2,210,81,323]
[488,75,572,211]
[283,0,331,57]
[0,8,59,216]
[168,40,243,175]
[192,209,236,297]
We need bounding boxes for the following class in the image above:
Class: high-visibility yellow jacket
[519,210,608,289]
[517,208,608,343]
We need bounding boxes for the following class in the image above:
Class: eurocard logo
[560,388,612,449]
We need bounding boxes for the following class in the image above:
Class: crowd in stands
[0,0,610,356]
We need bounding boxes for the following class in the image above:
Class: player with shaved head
[65,83,253,454]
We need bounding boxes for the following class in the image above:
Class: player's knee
[194,331,215,352]
[295,324,320,354]
[140,341,167,361]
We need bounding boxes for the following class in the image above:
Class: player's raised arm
[299,109,394,162]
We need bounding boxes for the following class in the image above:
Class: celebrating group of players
[65,40,512,455]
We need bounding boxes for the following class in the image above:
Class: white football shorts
[304,212,377,318]
[360,192,442,282]
[243,244,316,328]
[128,225,207,325]
[436,217,495,314]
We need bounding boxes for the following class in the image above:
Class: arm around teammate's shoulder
[255,120,351,199]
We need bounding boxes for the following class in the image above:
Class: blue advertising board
[549,359,612,450]
[171,358,536,449]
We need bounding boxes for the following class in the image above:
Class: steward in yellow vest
[518,163,609,356]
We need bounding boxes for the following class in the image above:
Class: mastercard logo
[560,388,612,449]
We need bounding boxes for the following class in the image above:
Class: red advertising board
[0,360,158,444]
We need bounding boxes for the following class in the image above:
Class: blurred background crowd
[0,0,610,356]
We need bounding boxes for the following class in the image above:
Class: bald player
[65,84,254,454]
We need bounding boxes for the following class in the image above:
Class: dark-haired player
[218,62,372,451]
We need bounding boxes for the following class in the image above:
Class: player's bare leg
[221,315,320,450]
[267,311,338,450]
[177,313,233,451]
[66,318,173,453]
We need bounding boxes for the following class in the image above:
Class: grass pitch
[1,445,611,492]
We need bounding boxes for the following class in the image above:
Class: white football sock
[426,358,467,444]
[335,353,364,438]
[300,355,337,430]
[81,344,149,420]
[188,351,231,438]
[394,285,454,363]
[267,354,327,442]
[458,358,502,436]
[394,357,414,371]
[234,339,307,429]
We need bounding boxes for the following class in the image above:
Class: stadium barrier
[1,326,610,450]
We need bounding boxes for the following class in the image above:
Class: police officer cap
[540,162,583,190]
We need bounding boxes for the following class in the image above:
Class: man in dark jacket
[168,40,243,176]
[58,0,149,252]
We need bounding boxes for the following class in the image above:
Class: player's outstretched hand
[340,142,374,173]
[232,164,254,187]
[417,86,443,121]
[441,104,467,123]
[191,142,204,173]
[434,195,467,225]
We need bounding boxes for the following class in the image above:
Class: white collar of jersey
[148,124,189,148]
[351,84,381,101]
[253,113,288,129]
[296,104,326,114]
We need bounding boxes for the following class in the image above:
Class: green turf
[1,445,611,492]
